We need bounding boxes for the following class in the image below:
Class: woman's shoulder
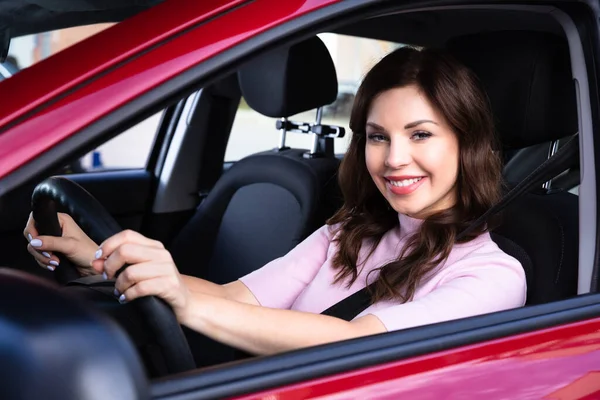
[454,231,508,255]
[447,231,525,276]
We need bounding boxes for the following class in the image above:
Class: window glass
[76,112,163,171]
[225,34,402,161]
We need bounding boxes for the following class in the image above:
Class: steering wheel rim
[31,176,195,374]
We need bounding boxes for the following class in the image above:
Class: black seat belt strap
[321,134,579,321]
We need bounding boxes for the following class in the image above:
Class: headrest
[447,31,578,149]
[238,36,338,118]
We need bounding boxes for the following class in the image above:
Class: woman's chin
[389,204,423,217]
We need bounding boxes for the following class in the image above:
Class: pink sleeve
[368,251,526,332]
[239,225,334,309]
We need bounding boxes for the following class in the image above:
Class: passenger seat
[448,31,580,305]
[169,36,342,366]
[171,36,341,283]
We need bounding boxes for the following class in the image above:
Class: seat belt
[321,134,579,321]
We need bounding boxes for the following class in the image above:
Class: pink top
[240,213,526,332]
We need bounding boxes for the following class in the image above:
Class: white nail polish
[95,248,103,259]
[113,288,120,297]
[102,272,108,280]
[118,294,126,304]
[42,252,51,258]
[46,265,55,271]
[30,239,42,247]
[27,233,33,242]
[49,260,59,266]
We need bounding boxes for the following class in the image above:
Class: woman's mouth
[385,176,426,195]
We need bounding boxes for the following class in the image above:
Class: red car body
[0,0,338,177]
[1,0,600,398]
[239,319,600,399]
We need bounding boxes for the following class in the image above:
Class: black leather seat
[171,36,340,283]
[169,36,341,365]
[448,31,580,305]
[503,136,580,192]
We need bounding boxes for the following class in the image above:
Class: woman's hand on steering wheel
[23,212,100,275]
[93,230,192,322]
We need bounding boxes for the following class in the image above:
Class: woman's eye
[412,131,432,141]
[367,133,388,143]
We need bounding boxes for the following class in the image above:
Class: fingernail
[46,265,55,271]
[118,294,127,304]
[30,239,42,247]
[27,233,33,242]
[42,252,51,258]
[95,248,103,259]
[49,260,59,267]
[102,272,108,280]
[113,288,120,297]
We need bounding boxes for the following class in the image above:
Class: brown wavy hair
[328,46,502,303]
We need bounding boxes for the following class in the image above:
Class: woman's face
[365,85,460,219]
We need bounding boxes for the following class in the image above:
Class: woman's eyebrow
[366,122,386,131]
[404,119,438,129]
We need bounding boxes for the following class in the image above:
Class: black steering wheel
[31,176,195,376]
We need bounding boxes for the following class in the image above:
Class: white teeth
[388,177,422,187]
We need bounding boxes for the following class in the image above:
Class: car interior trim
[152,91,204,213]
[548,6,597,294]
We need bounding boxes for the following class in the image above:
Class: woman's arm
[181,292,386,355]
[97,229,379,355]
[182,225,333,309]
[181,275,259,306]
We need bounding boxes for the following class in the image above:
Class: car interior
[0,2,592,388]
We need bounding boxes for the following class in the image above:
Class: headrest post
[305,107,324,158]
[278,117,289,151]
[543,139,561,190]
[309,133,320,156]
[315,106,323,125]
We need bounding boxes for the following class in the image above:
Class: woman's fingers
[24,213,46,253]
[26,234,53,258]
[100,243,172,279]
[98,230,164,257]
[23,212,39,241]
[117,274,188,321]
[113,261,174,295]
[27,244,60,271]
[89,230,183,311]
[26,234,78,256]
[118,277,170,304]
[93,230,163,277]
[24,214,58,268]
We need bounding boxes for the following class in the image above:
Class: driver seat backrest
[170,36,341,284]
[448,31,580,305]
[168,37,341,366]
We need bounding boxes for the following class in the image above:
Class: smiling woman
[329,46,510,303]
[364,92,460,218]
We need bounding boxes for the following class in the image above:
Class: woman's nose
[385,141,412,168]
